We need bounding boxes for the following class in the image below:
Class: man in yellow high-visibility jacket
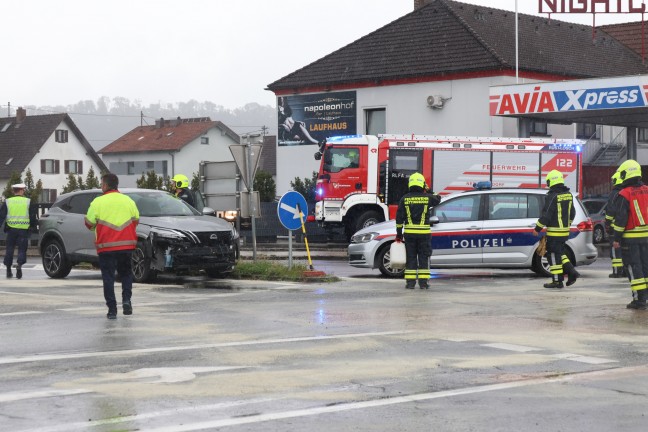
[0,183,38,279]
[85,173,139,319]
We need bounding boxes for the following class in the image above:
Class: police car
[348,187,598,277]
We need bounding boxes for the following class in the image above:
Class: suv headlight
[150,227,186,240]
[351,232,379,244]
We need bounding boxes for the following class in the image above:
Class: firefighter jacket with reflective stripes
[605,185,623,229]
[0,196,35,230]
[613,180,648,242]
[85,190,140,253]
[395,190,441,236]
[535,184,575,237]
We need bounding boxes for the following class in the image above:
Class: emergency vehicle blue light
[473,181,492,190]
[317,187,323,196]
[328,135,362,142]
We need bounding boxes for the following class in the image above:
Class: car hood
[140,215,233,232]
[355,220,396,236]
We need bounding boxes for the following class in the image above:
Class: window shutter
[41,159,45,173]
[78,160,83,174]
[64,160,69,174]
[64,130,69,142]
[55,160,60,174]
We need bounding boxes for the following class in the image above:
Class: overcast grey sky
[2,0,642,111]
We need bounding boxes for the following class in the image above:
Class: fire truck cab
[313,134,584,239]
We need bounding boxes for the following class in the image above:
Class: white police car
[348,187,598,277]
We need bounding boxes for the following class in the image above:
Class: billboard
[278,91,356,146]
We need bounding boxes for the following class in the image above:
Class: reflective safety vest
[5,196,31,230]
[84,191,139,253]
[617,185,648,239]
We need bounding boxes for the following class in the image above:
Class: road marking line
[0,330,413,365]
[551,353,618,364]
[0,311,44,317]
[481,343,542,352]
[0,389,90,403]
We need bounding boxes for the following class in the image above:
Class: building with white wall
[266,0,648,194]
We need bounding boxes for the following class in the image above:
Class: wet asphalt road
[2,258,648,431]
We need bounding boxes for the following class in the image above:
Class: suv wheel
[131,241,157,283]
[532,247,575,278]
[377,243,405,278]
[42,239,72,279]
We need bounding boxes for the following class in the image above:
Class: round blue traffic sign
[277,191,308,231]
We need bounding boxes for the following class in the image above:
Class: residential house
[0,107,108,202]
[266,0,648,193]
[99,117,240,188]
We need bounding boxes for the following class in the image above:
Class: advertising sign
[490,76,648,116]
[278,91,356,146]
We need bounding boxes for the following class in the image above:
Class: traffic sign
[229,144,262,190]
[277,191,308,231]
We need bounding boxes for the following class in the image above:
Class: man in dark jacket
[611,159,648,310]
[172,174,195,207]
[534,169,579,289]
[605,172,625,278]
[395,172,441,289]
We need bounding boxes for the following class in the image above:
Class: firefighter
[605,172,625,278]
[395,172,441,289]
[534,169,580,289]
[611,159,648,310]
[171,174,195,207]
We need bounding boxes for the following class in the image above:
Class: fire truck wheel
[355,210,383,234]
[377,243,405,278]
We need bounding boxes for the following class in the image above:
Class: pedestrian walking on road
[0,183,38,279]
[534,169,580,289]
[605,172,626,278]
[85,173,139,319]
[395,172,441,289]
[611,160,648,310]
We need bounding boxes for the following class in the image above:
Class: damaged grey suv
[38,188,239,282]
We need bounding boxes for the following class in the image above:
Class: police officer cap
[12,183,26,189]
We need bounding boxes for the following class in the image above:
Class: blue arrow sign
[277,191,308,231]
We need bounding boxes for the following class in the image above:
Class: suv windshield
[125,191,201,217]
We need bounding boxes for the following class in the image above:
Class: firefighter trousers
[404,233,431,283]
[546,236,576,282]
[622,241,648,299]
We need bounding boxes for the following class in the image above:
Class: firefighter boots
[543,281,564,289]
[627,289,647,310]
[419,281,429,289]
[564,262,580,286]
[405,280,416,289]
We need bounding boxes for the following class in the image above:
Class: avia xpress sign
[490,78,648,115]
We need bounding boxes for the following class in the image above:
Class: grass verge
[230,261,339,282]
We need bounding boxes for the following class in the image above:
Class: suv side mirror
[429,215,440,225]
[202,206,216,216]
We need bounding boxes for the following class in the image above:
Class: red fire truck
[312,134,584,238]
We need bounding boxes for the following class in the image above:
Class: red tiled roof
[99,118,239,154]
[600,21,648,58]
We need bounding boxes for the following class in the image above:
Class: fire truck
[312,134,584,238]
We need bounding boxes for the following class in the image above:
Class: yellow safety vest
[6,196,31,230]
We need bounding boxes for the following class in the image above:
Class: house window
[55,129,69,143]
[147,161,154,170]
[577,123,599,139]
[41,159,60,174]
[161,161,168,177]
[127,162,135,175]
[39,189,57,203]
[64,160,83,174]
[201,136,209,145]
[639,128,648,143]
[529,120,548,136]
[365,108,386,135]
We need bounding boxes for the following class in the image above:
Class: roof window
[1,123,10,132]
[6,157,13,165]
[166,132,174,137]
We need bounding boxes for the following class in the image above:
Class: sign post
[277,191,308,269]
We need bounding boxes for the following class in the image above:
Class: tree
[3,172,23,199]
[191,171,200,191]
[24,169,43,202]
[136,170,165,190]
[85,166,101,189]
[290,171,318,203]
[254,170,276,202]
[61,173,80,194]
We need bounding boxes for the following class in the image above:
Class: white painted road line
[551,353,618,364]
[0,389,90,403]
[0,330,413,365]
[0,311,44,317]
[481,343,542,352]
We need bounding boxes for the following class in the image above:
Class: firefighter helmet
[172,174,189,189]
[617,159,641,180]
[611,171,622,186]
[408,172,426,189]
[545,170,564,188]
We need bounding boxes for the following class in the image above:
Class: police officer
[85,173,140,319]
[0,183,38,279]
[172,174,195,207]
[605,172,625,278]
[534,169,580,289]
[611,160,648,310]
[395,172,441,289]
